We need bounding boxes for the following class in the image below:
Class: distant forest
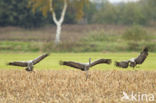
[0,0,155,28]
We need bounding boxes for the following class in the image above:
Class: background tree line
[91,0,156,25]
[0,0,155,28]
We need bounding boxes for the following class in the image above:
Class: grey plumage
[129,47,148,68]
[115,60,130,68]
[8,53,49,71]
[60,58,112,71]
[129,61,137,68]
[115,47,148,68]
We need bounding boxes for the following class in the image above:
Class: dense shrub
[122,25,148,41]
[122,25,152,50]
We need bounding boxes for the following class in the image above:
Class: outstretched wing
[32,53,49,65]
[60,61,85,70]
[89,59,112,67]
[115,60,129,68]
[7,61,28,67]
[135,47,148,64]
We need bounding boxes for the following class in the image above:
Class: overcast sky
[91,0,139,3]
[109,0,139,3]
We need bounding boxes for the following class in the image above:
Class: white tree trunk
[49,0,67,45]
[55,23,61,44]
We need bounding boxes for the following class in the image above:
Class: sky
[91,0,139,3]
[109,0,139,3]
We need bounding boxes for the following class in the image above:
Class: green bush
[122,25,148,41]
[122,25,152,51]
[83,30,116,42]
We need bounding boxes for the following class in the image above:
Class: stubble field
[0,70,156,103]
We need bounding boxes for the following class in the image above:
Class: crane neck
[89,58,91,65]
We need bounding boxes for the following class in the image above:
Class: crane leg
[86,70,88,81]
[85,66,89,81]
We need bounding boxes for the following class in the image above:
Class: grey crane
[60,58,112,71]
[7,53,49,71]
[60,58,111,80]
[129,47,148,68]
[115,47,148,69]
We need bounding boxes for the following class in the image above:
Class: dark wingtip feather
[143,47,148,52]
[7,62,12,65]
[45,53,50,56]
[6,62,10,65]
[59,61,64,65]
[115,61,119,67]
[107,59,112,64]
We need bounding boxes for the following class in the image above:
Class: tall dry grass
[0,24,132,42]
[0,70,156,103]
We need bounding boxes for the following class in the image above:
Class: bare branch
[49,0,53,12]
[49,0,59,24]
[59,0,68,24]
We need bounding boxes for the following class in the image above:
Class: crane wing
[60,61,85,70]
[115,60,129,68]
[7,61,28,67]
[32,53,49,65]
[89,59,112,67]
[134,47,148,64]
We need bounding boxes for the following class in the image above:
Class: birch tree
[28,0,89,44]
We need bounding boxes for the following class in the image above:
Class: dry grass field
[0,70,156,103]
[0,24,155,42]
[0,25,123,41]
